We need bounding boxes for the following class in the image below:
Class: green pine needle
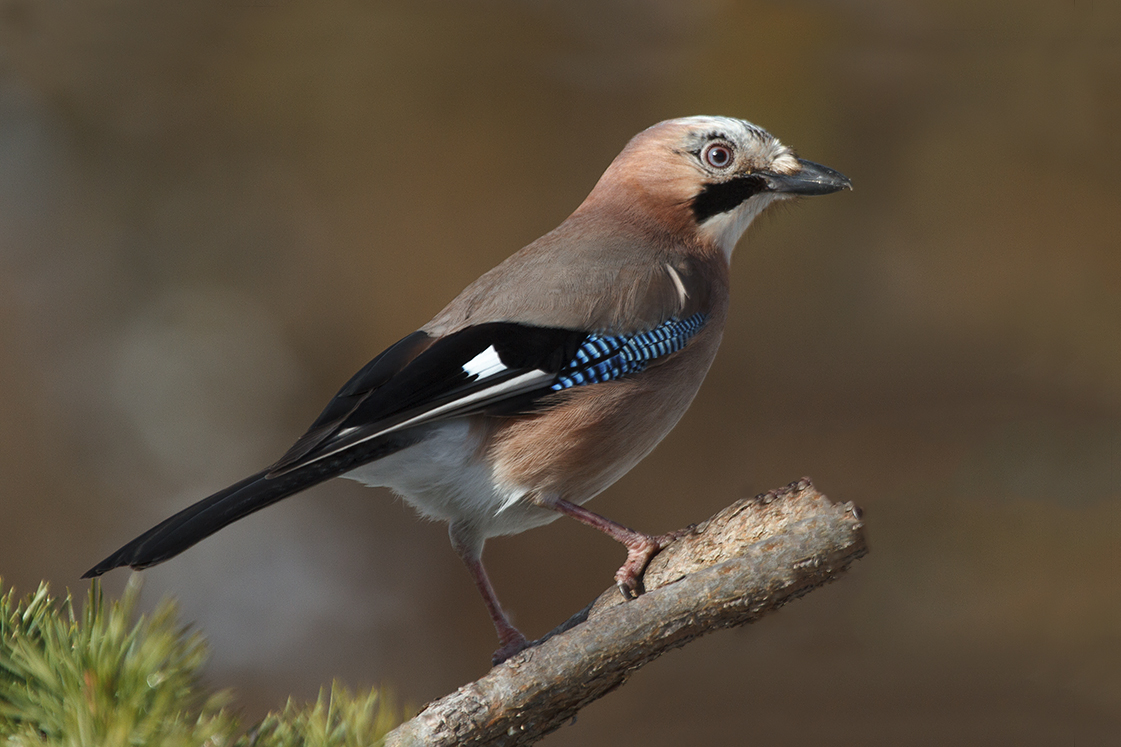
[0,577,401,747]
[243,683,401,747]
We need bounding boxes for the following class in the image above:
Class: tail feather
[83,434,419,578]
[83,468,318,577]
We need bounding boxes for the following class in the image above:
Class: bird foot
[613,527,691,600]
[491,628,530,665]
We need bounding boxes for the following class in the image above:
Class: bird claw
[613,534,661,600]
[616,578,641,601]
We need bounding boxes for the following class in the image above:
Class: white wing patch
[462,345,507,379]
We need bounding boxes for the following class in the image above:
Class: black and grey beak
[763,159,852,196]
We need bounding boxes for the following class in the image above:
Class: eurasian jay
[85,116,851,664]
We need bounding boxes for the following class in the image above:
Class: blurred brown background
[1,0,1118,743]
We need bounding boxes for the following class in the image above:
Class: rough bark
[386,478,867,747]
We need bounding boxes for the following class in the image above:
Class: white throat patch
[698,192,785,260]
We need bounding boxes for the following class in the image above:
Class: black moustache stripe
[690,174,768,223]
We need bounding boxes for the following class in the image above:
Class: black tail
[83,434,419,578]
[82,468,324,578]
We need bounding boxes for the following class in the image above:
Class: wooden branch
[385,478,867,747]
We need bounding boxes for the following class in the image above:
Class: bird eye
[702,142,734,169]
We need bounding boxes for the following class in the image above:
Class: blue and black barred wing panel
[552,313,708,390]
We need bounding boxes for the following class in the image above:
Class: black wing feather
[346,323,584,421]
[268,331,433,473]
[268,323,587,476]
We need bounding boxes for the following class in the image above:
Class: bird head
[579,116,851,259]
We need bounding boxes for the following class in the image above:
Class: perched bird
[85,116,850,664]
